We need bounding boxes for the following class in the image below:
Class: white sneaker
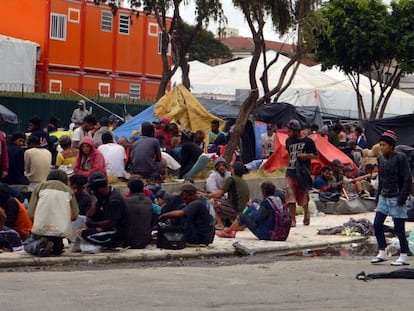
[391,259,409,266]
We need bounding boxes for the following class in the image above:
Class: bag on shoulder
[267,196,291,241]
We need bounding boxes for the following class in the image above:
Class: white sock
[378,250,387,259]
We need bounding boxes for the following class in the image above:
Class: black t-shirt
[93,187,128,238]
[182,199,214,244]
[285,136,317,177]
[179,142,202,178]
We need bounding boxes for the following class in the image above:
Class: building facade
[0,0,171,100]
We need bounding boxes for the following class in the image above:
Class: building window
[148,23,158,37]
[101,11,112,32]
[158,32,171,55]
[49,80,62,94]
[119,15,130,34]
[99,83,110,97]
[50,13,67,41]
[129,84,141,99]
[68,8,80,23]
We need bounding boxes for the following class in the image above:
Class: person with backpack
[216,181,290,241]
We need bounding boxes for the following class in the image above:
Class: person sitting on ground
[117,136,131,171]
[155,116,172,148]
[4,131,29,185]
[24,135,52,184]
[0,183,32,240]
[124,177,152,249]
[25,170,79,256]
[342,166,372,198]
[313,166,336,192]
[80,172,128,249]
[159,183,215,246]
[28,116,49,148]
[205,157,231,194]
[330,159,344,191]
[72,114,97,149]
[216,181,280,239]
[69,174,93,216]
[178,129,203,178]
[355,126,367,149]
[206,161,250,230]
[55,135,79,169]
[71,99,90,127]
[48,135,59,169]
[73,136,107,179]
[98,132,126,179]
[194,130,206,151]
[93,117,114,148]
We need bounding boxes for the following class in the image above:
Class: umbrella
[0,104,18,124]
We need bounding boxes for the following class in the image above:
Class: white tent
[172,52,414,118]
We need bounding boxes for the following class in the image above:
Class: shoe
[391,260,410,266]
[39,240,54,257]
[215,230,236,238]
[371,257,387,264]
[358,190,370,199]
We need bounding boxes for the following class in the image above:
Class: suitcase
[157,222,186,250]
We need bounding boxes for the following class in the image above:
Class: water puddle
[292,242,379,257]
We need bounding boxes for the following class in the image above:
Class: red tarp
[263,132,358,175]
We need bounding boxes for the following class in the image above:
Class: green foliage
[184,24,232,62]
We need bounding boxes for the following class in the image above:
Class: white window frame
[129,84,141,99]
[119,14,130,35]
[101,11,112,32]
[148,23,158,37]
[50,13,67,41]
[68,8,80,23]
[49,80,62,94]
[158,32,171,55]
[99,82,110,97]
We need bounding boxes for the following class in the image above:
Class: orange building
[0,0,171,100]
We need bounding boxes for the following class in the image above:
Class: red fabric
[0,131,9,172]
[263,133,358,176]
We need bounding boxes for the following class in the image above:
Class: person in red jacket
[0,130,9,179]
[74,136,107,179]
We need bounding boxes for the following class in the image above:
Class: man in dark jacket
[3,132,29,185]
[371,130,412,266]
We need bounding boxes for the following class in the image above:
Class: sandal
[391,260,409,266]
[371,257,387,264]
[215,226,224,231]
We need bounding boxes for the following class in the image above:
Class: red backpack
[267,196,291,241]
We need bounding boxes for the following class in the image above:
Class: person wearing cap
[155,116,172,148]
[206,161,249,230]
[159,183,215,245]
[205,157,231,194]
[4,131,29,185]
[98,132,126,178]
[285,119,318,227]
[261,123,275,159]
[73,136,107,179]
[28,115,49,148]
[55,135,79,169]
[48,135,59,169]
[331,159,344,191]
[72,114,97,149]
[152,118,161,131]
[71,99,90,127]
[80,172,128,249]
[25,170,79,256]
[371,130,412,266]
[130,122,162,179]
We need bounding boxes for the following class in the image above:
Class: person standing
[71,99,90,127]
[72,114,97,149]
[285,119,318,227]
[261,123,275,159]
[371,130,412,266]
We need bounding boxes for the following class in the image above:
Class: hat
[49,135,59,146]
[214,157,228,169]
[332,159,343,167]
[59,135,71,146]
[152,118,161,124]
[87,172,108,189]
[180,183,198,194]
[287,119,302,130]
[343,166,353,172]
[379,130,397,147]
[160,116,170,124]
[78,99,85,106]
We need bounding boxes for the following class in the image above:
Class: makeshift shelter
[263,132,357,175]
[364,114,414,147]
[113,104,155,139]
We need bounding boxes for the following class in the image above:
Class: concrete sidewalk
[1,212,412,268]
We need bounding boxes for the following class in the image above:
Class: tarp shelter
[253,102,323,129]
[364,114,414,147]
[263,132,357,175]
[113,104,155,139]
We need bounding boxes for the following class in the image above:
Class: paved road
[0,256,411,310]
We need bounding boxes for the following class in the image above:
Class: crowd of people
[0,99,412,267]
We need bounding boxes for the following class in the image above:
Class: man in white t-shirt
[261,123,275,159]
[98,132,126,178]
[72,115,97,149]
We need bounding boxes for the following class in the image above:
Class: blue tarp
[113,104,155,139]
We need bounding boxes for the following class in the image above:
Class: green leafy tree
[184,24,232,62]
[311,0,414,120]
[94,0,225,100]
[223,0,319,162]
